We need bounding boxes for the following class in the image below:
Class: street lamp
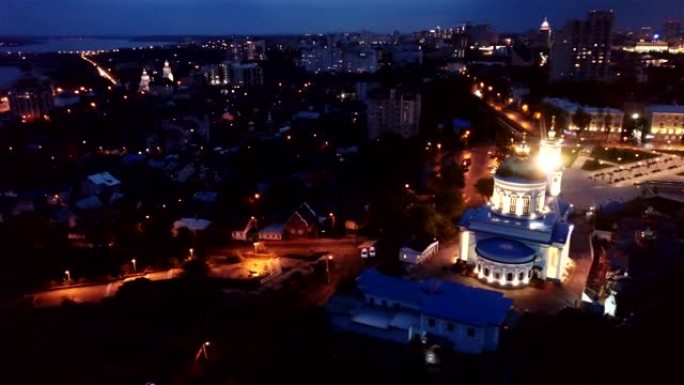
[632,113,640,120]
[189,248,194,259]
[65,270,71,282]
[326,254,334,284]
[253,242,260,254]
[131,258,137,272]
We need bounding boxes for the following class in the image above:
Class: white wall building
[399,239,439,264]
[459,132,574,286]
[646,104,684,143]
[327,269,513,354]
[543,97,623,141]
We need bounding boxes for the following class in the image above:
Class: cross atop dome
[514,133,531,157]
[548,116,557,138]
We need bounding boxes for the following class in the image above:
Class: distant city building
[550,10,614,82]
[663,20,682,45]
[646,105,684,143]
[327,268,513,354]
[54,92,80,108]
[0,95,9,113]
[7,86,54,120]
[162,60,174,82]
[537,17,553,49]
[343,48,378,73]
[230,63,263,87]
[468,24,499,46]
[366,88,421,139]
[543,97,623,141]
[139,69,151,92]
[451,24,469,58]
[632,41,669,53]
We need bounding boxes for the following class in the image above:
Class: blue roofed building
[458,127,574,287]
[327,268,513,354]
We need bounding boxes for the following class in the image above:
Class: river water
[2,38,174,54]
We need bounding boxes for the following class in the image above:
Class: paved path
[27,269,180,307]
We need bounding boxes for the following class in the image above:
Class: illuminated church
[459,124,573,287]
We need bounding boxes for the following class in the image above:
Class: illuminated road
[27,269,180,307]
[80,54,117,85]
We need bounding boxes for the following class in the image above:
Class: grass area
[561,147,581,168]
[590,146,659,164]
[582,158,612,171]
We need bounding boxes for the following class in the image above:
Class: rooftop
[648,104,684,114]
[87,172,121,187]
[476,238,536,264]
[356,269,513,327]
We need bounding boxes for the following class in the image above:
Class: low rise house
[82,172,121,196]
[258,224,285,241]
[399,239,439,264]
[327,269,513,354]
[284,202,322,238]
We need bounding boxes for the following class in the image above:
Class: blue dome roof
[476,238,536,264]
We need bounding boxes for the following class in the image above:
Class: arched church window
[484,268,490,277]
[507,273,513,281]
[537,194,545,212]
[499,194,504,211]
[509,195,517,214]
[523,195,531,215]
[519,272,524,281]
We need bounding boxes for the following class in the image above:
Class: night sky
[2,0,683,36]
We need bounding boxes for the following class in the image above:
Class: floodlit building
[550,10,614,82]
[543,97,623,141]
[327,268,513,354]
[646,104,684,143]
[162,60,174,82]
[139,69,151,92]
[459,132,574,286]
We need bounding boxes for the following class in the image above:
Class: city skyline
[2,0,683,36]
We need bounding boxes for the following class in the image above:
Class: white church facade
[459,128,574,287]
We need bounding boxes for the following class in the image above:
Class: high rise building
[550,10,614,82]
[538,17,552,49]
[366,88,421,139]
[663,20,682,45]
[451,24,469,58]
[230,63,263,87]
[468,24,498,46]
[7,86,54,120]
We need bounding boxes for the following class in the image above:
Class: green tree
[181,259,210,280]
[573,107,592,134]
[474,177,495,202]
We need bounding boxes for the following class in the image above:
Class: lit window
[509,196,517,214]
[523,195,531,215]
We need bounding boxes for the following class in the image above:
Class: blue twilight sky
[2,0,683,36]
